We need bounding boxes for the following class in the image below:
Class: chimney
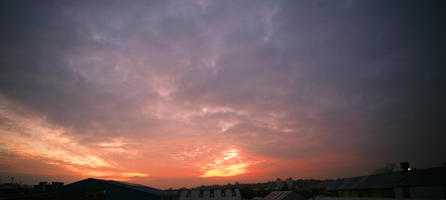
[400,162,409,172]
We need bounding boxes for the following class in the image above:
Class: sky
[0,0,445,189]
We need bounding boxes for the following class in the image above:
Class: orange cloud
[0,98,149,182]
[199,148,252,178]
[201,163,250,177]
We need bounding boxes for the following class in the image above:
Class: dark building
[33,181,64,192]
[179,188,241,200]
[326,166,446,199]
[59,178,178,200]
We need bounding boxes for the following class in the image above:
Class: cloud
[200,148,251,178]
[0,97,149,181]
[0,0,445,187]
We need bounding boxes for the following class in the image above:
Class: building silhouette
[275,178,282,190]
[60,178,177,200]
[325,166,446,199]
[285,178,293,190]
[179,189,241,200]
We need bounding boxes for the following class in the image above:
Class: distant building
[60,178,177,200]
[325,166,446,199]
[285,178,293,190]
[275,178,282,190]
[33,181,64,192]
[0,183,22,190]
[0,183,28,199]
[263,191,305,200]
[179,189,241,200]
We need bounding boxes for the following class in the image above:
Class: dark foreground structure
[325,166,446,199]
[263,191,306,200]
[60,178,178,200]
[179,188,241,200]
[1,178,178,200]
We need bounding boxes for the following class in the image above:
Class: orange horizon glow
[0,96,370,188]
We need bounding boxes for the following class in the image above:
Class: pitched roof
[399,166,446,186]
[327,166,446,190]
[327,173,405,190]
[65,178,176,196]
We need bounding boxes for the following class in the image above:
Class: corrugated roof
[263,191,292,200]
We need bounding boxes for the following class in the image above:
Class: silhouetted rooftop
[327,166,446,190]
[63,178,177,196]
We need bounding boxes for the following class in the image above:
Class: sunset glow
[201,163,250,178]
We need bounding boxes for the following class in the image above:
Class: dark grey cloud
[1,0,446,175]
